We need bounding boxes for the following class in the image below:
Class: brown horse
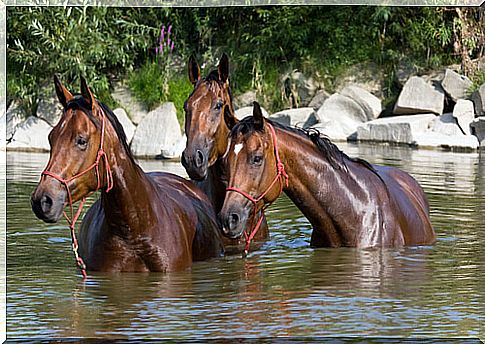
[31,76,224,273]
[181,54,269,252]
[220,102,436,248]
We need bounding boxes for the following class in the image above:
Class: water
[6,143,485,339]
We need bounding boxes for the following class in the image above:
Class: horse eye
[214,101,223,111]
[251,155,263,165]
[76,136,88,149]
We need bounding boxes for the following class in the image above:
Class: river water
[6,143,484,339]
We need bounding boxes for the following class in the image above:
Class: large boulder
[431,113,464,137]
[394,76,444,115]
[112,84,149,125]
[8,116,52,152]
[160,134,187,160]
[269,107,317,128]
[281,70,321,107]
[233,90,257,109]
[441,69,472,102]
[5,101,26,142]
[471,84,485,117]
[340,85,382,120]
[36,93,63,126]
[356,114,436,144]
[308,89,330,110]
[113,108,136,144]
[313,94,369,141]
[335,62,385,98]
[130,103,182,158]
[234,106,270,120]
[452,99,475,135]
[413,132,479,150]
[470,117,485,146]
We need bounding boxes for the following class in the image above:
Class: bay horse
[220,102,436,248]
[181,54,269,253]
[31,76,224,274]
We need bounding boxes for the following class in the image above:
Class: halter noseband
[226,123,289,256]
[41,106,114,278]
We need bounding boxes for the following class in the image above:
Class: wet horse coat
[220,103,436,247]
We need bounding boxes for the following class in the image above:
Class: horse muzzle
[181,148,209,181]
[219,203,250,239]
[31,187,66,223]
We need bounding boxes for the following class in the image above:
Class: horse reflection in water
[221,102,436,248]
[31,76,224,273]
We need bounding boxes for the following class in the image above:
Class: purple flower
[170,41,174,52]
[167,24,172,35]
[160,26,165,44]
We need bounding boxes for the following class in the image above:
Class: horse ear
[80,76,97,112]
[188,55,200,85]
[218,53,229,83]
[53,75,73,109]
[253,101,264,130]
[223,106,238,130]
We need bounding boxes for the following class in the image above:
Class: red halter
[226,123,289,256]
[41,106,114,279]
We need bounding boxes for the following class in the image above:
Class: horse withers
[220,102,436,248]
[182,54,269,252]
[31,76,224,273]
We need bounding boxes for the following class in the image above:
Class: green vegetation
[7,6,484,120]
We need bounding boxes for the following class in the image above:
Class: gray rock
[36,94,63,126]
[8,116,52,152]
[431,113,464,136]
[160,134,187,159]
[441,69,472,102]
[452,99,475,135]
[234,106,270,120]
[112,84,149,125]
[470,117,485,145]
[308,89,330,110]
[113,108,136,144]
[335,62,385,98]
[413,131,479,150]
[269,107,318,128]
[356,114,436,144]
[130,103,182,158]
[340,85,382,120]
[281,70,321,107]
[5,101,26,141]
[234,90,257,109]
[471,84,485,117]
[393,76,444,115]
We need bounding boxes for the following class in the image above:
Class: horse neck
[275,127,377,246]
[195,160,227,213]
[99,133,157,236]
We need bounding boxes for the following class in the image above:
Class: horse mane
[187,69,234,108]
[230,116,378,174]
[65,96,135,163]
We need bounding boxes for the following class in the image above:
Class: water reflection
[6,145,484,339]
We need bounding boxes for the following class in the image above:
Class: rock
[470,117,485,145]
[130,103,182,158]
[395,59,420,86]
[452,99,475,135]
[471,84,485,117]
[335,62,385,98]
[234,90,257,109]
[281,70,321,107]
[8,116,52,152]
[431,113,464,136]
[112,84,149,125]
[269,107,318,128]
[340,85,382,120]
[36,93,63,126]
[4,101,26,142]
[441,69,472,102]
[413,132,479,150]
[313,94,370,141]
[234,106,270,120]
[160,134,187,159]
[308,89,330,110]
[356,114,436,144]
[113,108,136,144]
[393,76,444,115]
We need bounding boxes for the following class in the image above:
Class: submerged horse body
[31,76,224,273]
[182,54,269,249]
[221,102,435,248]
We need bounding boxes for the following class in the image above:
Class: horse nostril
[195,149,205,168]
[227,213,240,230]
[40,194,53,213]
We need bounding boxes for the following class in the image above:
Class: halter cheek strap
[41,107,114,279]
[226,123,289,256]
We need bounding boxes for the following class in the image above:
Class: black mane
[230,116,377,173]
[65,96,135,163]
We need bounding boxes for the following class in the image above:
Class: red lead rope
[226,123,289,257]
[42,108,114,279]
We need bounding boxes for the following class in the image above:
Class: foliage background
[6,6,484,120]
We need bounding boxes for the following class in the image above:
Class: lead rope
[226,123,289,257]
[42,108,114,279]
